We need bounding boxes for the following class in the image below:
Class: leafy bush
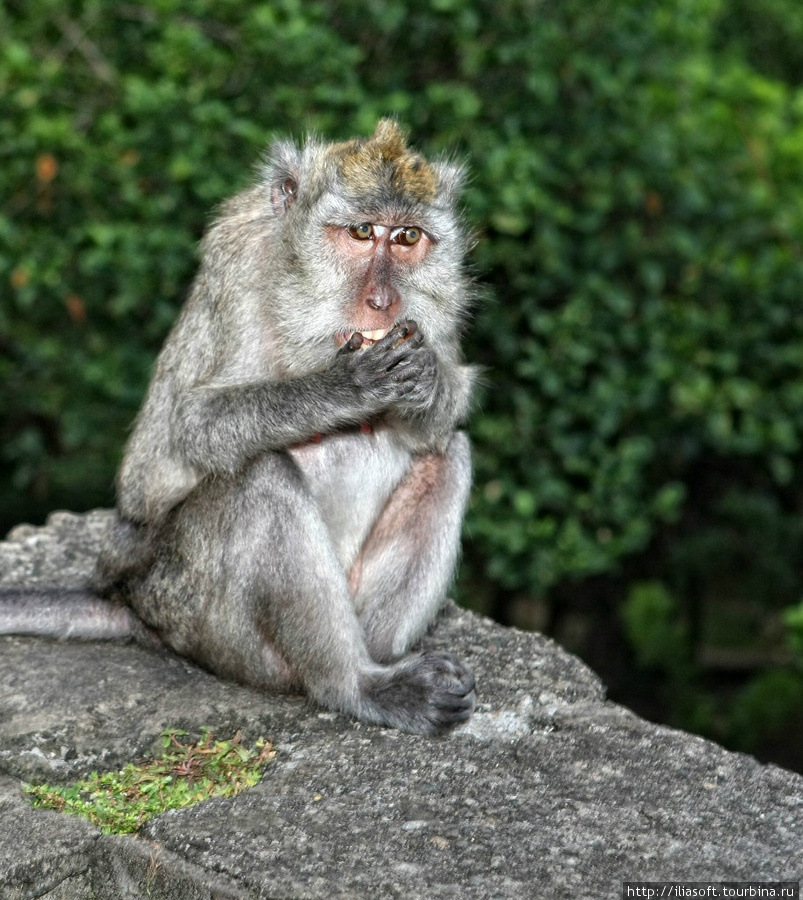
[3,0,803,764]
[713,0,803,85]
[456,4,803,601]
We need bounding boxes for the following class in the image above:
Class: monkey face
[324,220,435,349]
[257,120,471,377]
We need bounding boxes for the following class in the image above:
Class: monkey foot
[359,650,476,736]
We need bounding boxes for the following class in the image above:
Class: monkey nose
[365,285,401,311]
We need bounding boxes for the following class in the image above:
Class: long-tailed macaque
[1,120,477,735]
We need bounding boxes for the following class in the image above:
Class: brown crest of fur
[329,118,438,204]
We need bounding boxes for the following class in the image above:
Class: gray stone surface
[1,510,801,898]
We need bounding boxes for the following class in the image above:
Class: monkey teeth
[353,328,390,345]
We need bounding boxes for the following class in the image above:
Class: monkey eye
[348,223,374,241]
[395,227,422,246]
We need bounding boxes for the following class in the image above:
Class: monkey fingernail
[390,325,414,348]
[388,320,421,348]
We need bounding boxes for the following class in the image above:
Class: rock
[1,510,801,898]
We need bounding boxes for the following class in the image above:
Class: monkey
[0,119,477,736]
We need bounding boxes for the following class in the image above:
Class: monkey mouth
[354,328,391,345]
[336,328,391,348]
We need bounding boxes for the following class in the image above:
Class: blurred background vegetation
[2,0,803,770]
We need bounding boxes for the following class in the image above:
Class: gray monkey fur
[0,121,477,736]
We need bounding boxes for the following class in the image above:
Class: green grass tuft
[24,729,274,835]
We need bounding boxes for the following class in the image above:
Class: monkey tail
[0,588,136,640]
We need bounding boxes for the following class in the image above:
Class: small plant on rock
[24,728,274,835]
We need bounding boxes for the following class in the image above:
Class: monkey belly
[287,427,413,573]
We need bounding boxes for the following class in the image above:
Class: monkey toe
[420,650,475,695]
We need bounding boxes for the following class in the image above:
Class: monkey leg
[130,453,373,696]
[351,431,472,663]
[132,451,473,735]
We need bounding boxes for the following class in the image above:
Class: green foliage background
[2,0,803,767]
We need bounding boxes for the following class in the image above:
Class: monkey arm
[171,374,368,475]
[170,332,431,475]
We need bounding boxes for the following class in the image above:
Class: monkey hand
[335,320,440,414]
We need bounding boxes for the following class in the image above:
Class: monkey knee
[182,453,301,525]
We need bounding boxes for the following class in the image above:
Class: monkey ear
[272,175,298,214]
[434,160,466,206]
[262,140,303,216]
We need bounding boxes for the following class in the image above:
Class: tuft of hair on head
[328,118,440,204]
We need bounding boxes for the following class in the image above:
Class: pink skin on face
[328,221,432,349]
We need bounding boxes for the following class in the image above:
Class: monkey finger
[389,319,420,348]
[380,339,425,375]
[339,332,365,353]
[374,339,420,370]
[385,356,421,378]
[398,329,424,351]
[374,321,421,351]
